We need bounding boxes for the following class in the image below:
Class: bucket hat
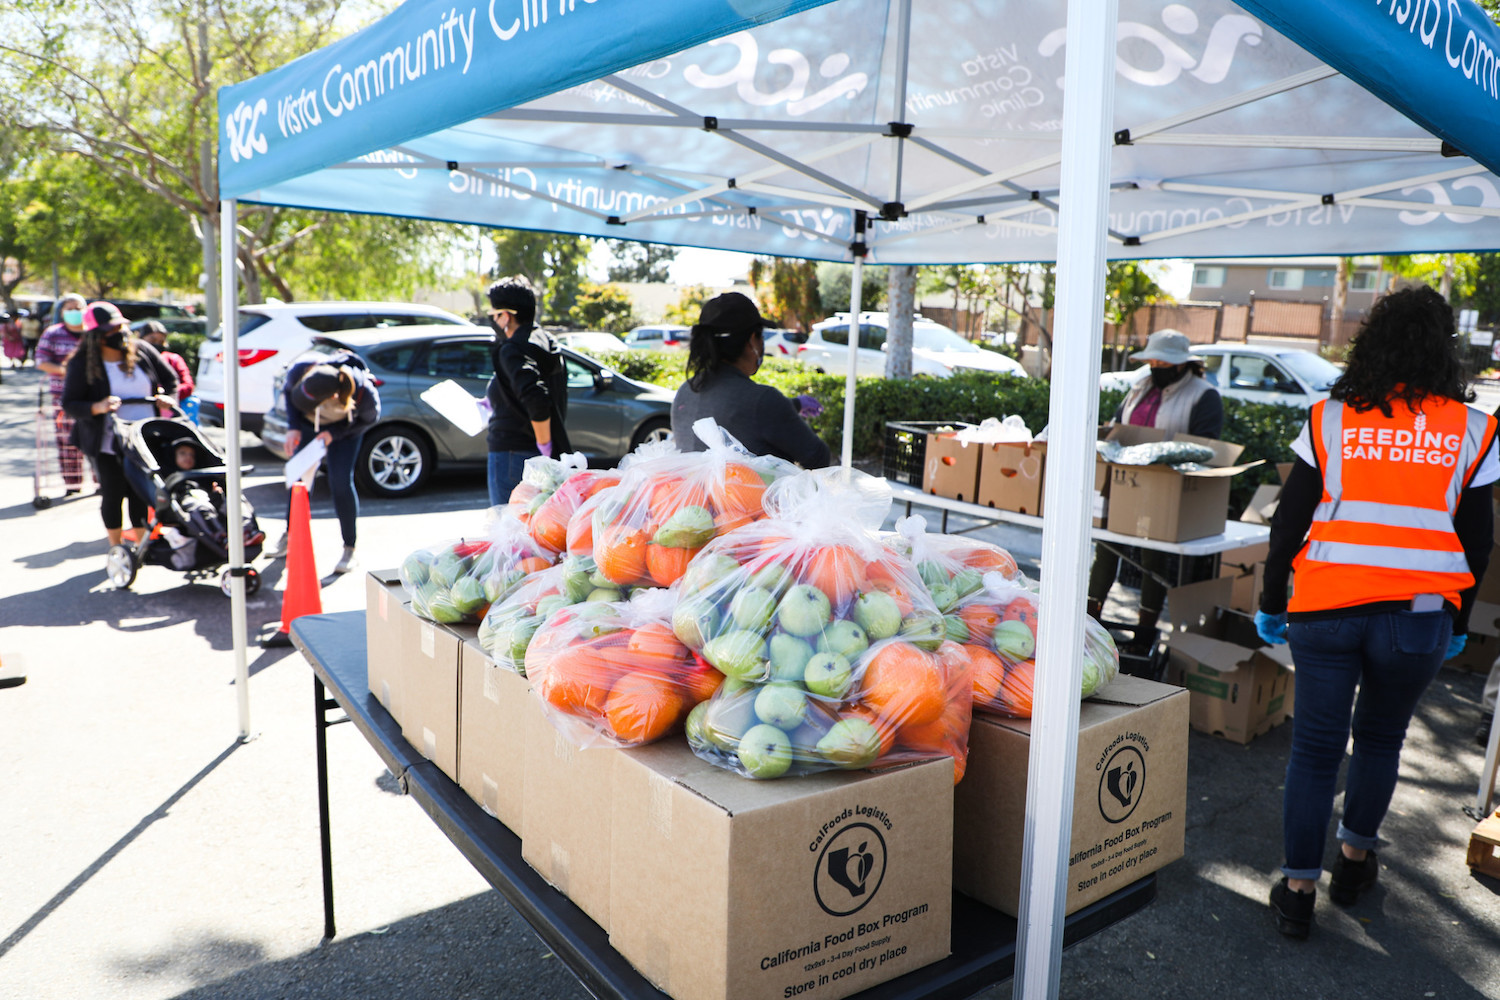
[1129,329,1200,365]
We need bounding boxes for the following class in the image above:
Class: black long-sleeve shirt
[1260,456,1493,632]
[671,366,831,468]
[487,324,571,453]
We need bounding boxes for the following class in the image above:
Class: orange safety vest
[1290,396,1497,614]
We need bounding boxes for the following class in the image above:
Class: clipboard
[284,437,327,488]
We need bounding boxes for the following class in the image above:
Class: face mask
[103,330,127,350]
[1150,364,1187,389]
[62,309,83,327]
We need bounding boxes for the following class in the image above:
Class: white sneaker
[333,546,357,574]
[267,533,288,559]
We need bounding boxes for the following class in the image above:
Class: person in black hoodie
[484,276,570,506]
[60,302,178,552]
[269,352,380,574]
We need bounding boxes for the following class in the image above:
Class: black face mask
[1149,364,1187,389]
[103,330,127,350]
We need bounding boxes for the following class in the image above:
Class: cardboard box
[976,441,1045,515]
[610,743,952,1000]
[1102,426,1262,542]
[1452,601,1500,673]
[1216,542,1269,614]
[1094,456,1109,528]
[399,616,464,780]
[921,427,982,502]
[365,569,407,716]
[1238,484,1282,525]
[521,708,621,931]
[1165,578,1295,744]
[953,675,1187,916]
[457,632,537,832]
[1467,809,1500,878]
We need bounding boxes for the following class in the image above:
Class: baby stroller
[106,402,266,595]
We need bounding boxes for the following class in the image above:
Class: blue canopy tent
[216,1,1500,994]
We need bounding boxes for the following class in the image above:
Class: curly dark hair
[486,276,537,326]
[1329,285,1472,417]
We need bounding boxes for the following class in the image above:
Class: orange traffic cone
[262,482,322,647]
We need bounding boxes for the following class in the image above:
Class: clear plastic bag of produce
[399,510,555,624]
[880,514,1021,623]
[588,417,797,589]
[675,469,973,781]
[507,452,584,524]
[523,587,724,748]
[959,574,1119,719]
[503,453,621,555]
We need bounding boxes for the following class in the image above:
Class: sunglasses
[489,308,515,320]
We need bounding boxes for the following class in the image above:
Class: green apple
[993,619,1036,659]
[589,569,615,589]
[755,682,809,729]
[943,614,970,644]
[673,596,721,648]
[587,587,623,603]
[904,611,946,652]
[777,584,832,637]
[917,559,949,591]
[852,591,902,641]
[562,569,594,603]
[749,562,794,597]
[767,632,815,682]
[401,550,432,587]
[702,630,768,681]
[817,718,883,769]
[704,688,759,751]
[803,652,853,700]
[951,568,984,598]
[738,723,794,779]
[730,587,778,632]
[653,504,716,549]
[534,594,570,619]
[817,620,869,661]
[680,552,740,598]
[929,582,958,613]
[684,701,714,753]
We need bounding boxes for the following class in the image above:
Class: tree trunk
[886,265,916,379]
[1330,257,1349,347]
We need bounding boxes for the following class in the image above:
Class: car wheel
[629,417,672,452]
[357,425,434,497]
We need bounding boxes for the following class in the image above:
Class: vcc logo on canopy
[226,98,269,163]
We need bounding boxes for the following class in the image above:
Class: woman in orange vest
[1257,286,1499,939]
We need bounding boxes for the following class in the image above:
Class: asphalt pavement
[1,362,1498,1000]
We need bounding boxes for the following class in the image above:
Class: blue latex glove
[1446,634,1467,660]
[537,440,554,459]
[1255,610,1288,646]
[795,394,823,419]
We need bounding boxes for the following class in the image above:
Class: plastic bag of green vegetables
[400,513,555,625]
[478,554,622,672]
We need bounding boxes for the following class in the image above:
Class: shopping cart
[32,383,91,509]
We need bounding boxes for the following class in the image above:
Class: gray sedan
[261,326,675,497]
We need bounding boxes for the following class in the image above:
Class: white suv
[195,301,469,434]
[798,312,1029,379]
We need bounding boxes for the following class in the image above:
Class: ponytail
[685,323,755,391]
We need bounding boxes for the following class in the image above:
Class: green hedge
[607,350,1304,506]
[165,331,207,374]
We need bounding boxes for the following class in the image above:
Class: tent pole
[839,211,868,471]
[1013,0,1117,997]
[221,198,252,742]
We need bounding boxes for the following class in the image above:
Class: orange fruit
[567,491,609,556]
[871,579,916,617]
[604,672,686,745]
[959,546,1018,577]
[965,645,1006,707]
[713,509,757,536]
[644,543,700,587]
[859,642,945,726]
[674,658,726,704]
[626,622,689,667]
[596,526,648,585]
[516,555,552,575]
[1002,597,1038,630]
[997,658,1035,718]
[959,604,1001,643]
[536,645,618,718]
[804,544,865,607]
[528,497,571,554]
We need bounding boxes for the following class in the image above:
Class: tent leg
[221,198,253,742]
[839,212,868,471]
[1014,2,1118,998]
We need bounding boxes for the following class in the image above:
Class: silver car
[261,326,675,497]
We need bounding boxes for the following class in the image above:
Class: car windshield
[205,311,271,342]
[913,325,982,353]
[1276,351,1342,391]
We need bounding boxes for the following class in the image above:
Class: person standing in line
[269,353,380,575]
[60,303,179,552]
[1086,328,1224,639]
[35,293,91,496]
[19,307,42,365]
[1255,286,1499,939]
[484,276,571,506]
[671,291,830,468]
[137,321,195,403]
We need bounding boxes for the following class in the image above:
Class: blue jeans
[1281,610,1449,879]
[287,433,364,547]
[488,448,539,508]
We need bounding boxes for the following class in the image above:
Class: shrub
[166,331,207,374]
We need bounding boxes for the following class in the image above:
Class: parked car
[623,324,690,351]
[195,301,470,434]
[797,313,1030,379]
[109,300,195,324]
[129,316,207,338]
[261,327,675,497]
[554,331,628,356]
[1098,342,1342,409]
[762,327,808,359]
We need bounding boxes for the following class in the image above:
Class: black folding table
[292,611,1156,1000]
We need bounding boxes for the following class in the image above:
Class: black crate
[882,420,968,486]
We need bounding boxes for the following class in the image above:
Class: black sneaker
[1478,712,1495,749]
[1269,878,1315,939]
[1329,850,1378,906]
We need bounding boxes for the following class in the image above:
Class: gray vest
[1119,373,1214,435]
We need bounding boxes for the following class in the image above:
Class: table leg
[314,674,337,940]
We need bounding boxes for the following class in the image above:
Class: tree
[750,257,821,330]
[1104,261,1173,370]
[1471,255,1500,326]
[604,240,678,283]
[490,230,594,322]
[569,283,637,333]
[664,284,713,325]
[0,0,468,312]
[816,262,885,316]
[885,265,916,379]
